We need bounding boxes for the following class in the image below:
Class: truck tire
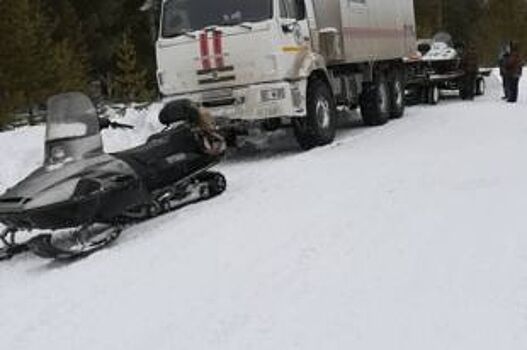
[360,74,390,126]
[388,70,405,119]
[475,78,486,96]
[427,85,440,105]
[293,79,337,150]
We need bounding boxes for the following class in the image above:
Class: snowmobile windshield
[433,32,454,47]
[161,0,273,38]
[46,93,99,142]
[45,93,103,165]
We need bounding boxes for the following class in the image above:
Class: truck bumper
[165,80,307,121]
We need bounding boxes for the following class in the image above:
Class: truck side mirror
[280,18,297,34]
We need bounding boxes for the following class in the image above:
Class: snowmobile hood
[0,154,132,214]
[422,42,459,62]
[421,32,459,62]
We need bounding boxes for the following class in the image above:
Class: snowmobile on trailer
[0,92,227,261]
[406,32,491,105]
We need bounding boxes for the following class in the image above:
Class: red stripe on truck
[213,31,225,68]
[343,26,413,38]
[200,32,211,70]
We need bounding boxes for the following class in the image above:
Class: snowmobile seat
[159,99,200,126]
[113,125,216,191]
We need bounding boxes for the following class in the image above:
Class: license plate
[201,88,234,101]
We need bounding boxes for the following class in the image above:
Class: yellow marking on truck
[281,46,306,53]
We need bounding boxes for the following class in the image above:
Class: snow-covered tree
[113,30,151,103]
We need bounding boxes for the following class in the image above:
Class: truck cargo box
[312,0,416,64]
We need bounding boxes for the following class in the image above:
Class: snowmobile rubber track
[196,171,227,199]
[2,171,226,262]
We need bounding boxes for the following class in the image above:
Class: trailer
[406,66,491,105]
[156,0,417,149]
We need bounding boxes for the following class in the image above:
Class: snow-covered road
[1,73,526,350]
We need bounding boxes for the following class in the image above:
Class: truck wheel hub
[379,84,389,112]
[395,81,404,107]
[316,98,331,129]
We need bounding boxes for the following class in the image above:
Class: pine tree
[415,0,485,41]
[0,0,90,124]
[474,0,527,63]
[51,39,89,93]
[67,0,156,88]
[0,0,56,113]
[415,0,443,38]
[114,31,151,103]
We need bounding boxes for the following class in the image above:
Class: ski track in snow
[0,72,526,349]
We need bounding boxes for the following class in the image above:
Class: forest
[0,0,526,124]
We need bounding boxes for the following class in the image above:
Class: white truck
[156,0,417,149]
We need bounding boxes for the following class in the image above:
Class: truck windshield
[161,0,273,38]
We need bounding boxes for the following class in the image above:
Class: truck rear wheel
[293,79,337,150]
[360,75,390,126]
[388,70,405,119]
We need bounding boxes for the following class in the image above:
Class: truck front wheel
[360,75,390,126]
[293,79,337,150]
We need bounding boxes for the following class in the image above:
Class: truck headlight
[260,88,286,102]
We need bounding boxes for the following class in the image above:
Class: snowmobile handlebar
[110,122,134,130]
[98,118,135,130]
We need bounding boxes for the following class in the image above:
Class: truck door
[279,0,310,50]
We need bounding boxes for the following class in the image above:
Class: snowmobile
[0,93,227,261]
[419,32,461,74]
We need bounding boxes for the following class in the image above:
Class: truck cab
[158,1,311,113]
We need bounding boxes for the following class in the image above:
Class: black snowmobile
[0,92,226,261]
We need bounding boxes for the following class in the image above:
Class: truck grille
[202,98,237,108]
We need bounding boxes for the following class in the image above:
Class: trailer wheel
[293,79,337,150]
[360,75,390,126]
[475,78,486,96]
[388,70,405,119]
[427,85,440,105]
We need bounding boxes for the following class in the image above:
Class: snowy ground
[0,73,526,350]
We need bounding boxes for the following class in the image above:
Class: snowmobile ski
[27,225,122,260]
